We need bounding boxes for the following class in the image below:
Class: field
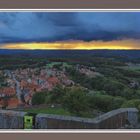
[121,65,140,71]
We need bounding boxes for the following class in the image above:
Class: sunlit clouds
[2,39,140,50]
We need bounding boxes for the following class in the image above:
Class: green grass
[24,107,72,116]
[23,107,97,118]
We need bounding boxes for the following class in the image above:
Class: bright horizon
[1,39,140,50]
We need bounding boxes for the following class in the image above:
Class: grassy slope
[24,107,72,116]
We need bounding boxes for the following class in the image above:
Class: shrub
[111,96,126,109]
[88,94,113,112]
[32,92,46,105]
[62,86,90,115]
[48,85,66,104]
[88,94,125,112]
[121,99,140,109]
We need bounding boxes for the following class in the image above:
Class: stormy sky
[0,12,140,49]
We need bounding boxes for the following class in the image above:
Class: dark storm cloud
[0,12,140,44]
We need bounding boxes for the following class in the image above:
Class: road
[5,70,22,102]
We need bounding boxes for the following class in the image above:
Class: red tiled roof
[26,83,40,89]
[0,87,16,96]
[0,99,4,106]
[47,77,59,85]
[20,80,28,87]
[7,98,19,108]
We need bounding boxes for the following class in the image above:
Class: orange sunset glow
[1,39,140,50]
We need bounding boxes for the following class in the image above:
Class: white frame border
[0,9,140,133]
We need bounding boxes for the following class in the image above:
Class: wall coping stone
[0,110,27,117]
[0,108,138,123]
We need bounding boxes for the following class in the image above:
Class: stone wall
[93,108,138,129]
[35,108,138,129]
[0,110,26,129]
[0,108,138,129]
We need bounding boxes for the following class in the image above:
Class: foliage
[46,85,66,104]
[88,93,125,112]
[111,96,126,109]
[32,92,46,105]
[62,86,90,115]
[122,99,140,110]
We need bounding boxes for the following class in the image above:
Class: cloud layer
[0,12,140,49]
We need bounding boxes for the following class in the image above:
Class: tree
[121,99,140,109]
[32,92,46,105]
[49,85,66,104]
[88,94,113,112]
[111,96,126,109]
[62,86,90,115]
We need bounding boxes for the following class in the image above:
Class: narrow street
[6,70,22,102]
[12,74,22,102]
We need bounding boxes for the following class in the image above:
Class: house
[0,87,16,97]
[46,77,60,91]
[61,77,74,86]
[6,98,19,109]
[47,77,59,86]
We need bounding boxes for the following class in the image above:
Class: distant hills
[0,49,140,61]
